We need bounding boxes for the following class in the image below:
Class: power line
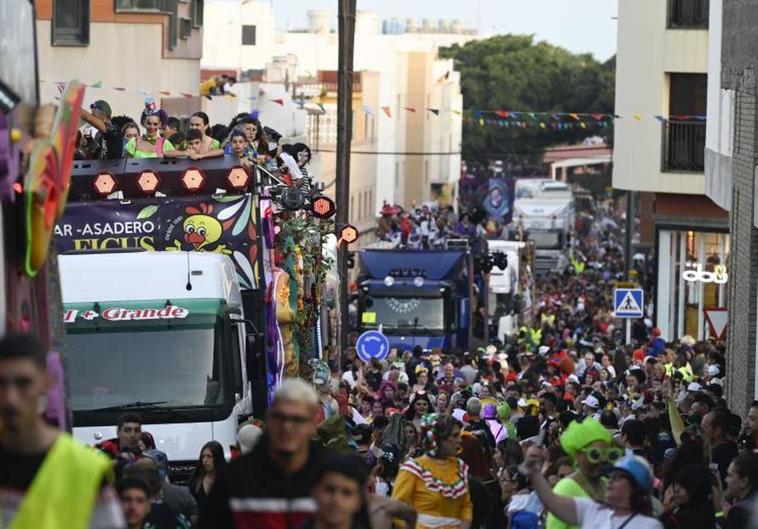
[312,144,612,157]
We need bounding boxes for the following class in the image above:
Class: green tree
[440,35,615,164]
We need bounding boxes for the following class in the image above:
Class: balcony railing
[662,120,706,172]
[667,0,709,29]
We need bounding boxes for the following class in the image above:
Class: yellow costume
[392,454,472,528]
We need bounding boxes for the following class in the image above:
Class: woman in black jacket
[660,463,716,529]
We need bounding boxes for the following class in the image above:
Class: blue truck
[356,247,480,352]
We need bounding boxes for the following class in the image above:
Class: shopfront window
[657,229,729,340]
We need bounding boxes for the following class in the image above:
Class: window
[667,0,709,29]
[662,73,707,171]
[53,0,90,46]
[192,0,204,27]
[166,0,179,49]
[115,0,162,10]
[181,17,192,39]
[242,25,256,46]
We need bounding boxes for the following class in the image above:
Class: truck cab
[60,251,251,482]
[356,249,471,352]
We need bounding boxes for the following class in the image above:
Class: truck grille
[168,460,197,485]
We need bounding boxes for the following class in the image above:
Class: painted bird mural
[170,203,231,254]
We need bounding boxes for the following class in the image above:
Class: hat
[707,365,720,377]
[612,454,653,492]
[538,345,550,356]
[686,382,703,392]
[560,418,612,460]
[90,100,112,118]
[582,395,601,409]
[143,449,168,480]
[567,374,580,385]
[482,403,498,420]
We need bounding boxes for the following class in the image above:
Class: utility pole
[337,0,356,355]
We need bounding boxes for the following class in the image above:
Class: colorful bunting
[427,108,440,116]
[381,106,392,118]
[271,98,285,106]
[403,107,417,113]
[361,105,374,115]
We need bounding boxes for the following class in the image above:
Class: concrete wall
[37,20,200,119]
[613,0,708,194]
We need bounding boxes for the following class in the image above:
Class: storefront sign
[64,305,189,323]
[55,195,258,288]
[681,263,728,284]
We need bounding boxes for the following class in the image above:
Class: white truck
[487,240,534,340]
[60,251,254,482]
[513,180,574,275]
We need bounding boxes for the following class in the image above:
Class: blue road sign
[356,330,390,362]
[614,288,644,318]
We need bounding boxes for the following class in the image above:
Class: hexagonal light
[181,167,206,192]
[137,170,161,194]
[93,172,117,195]
[340,224,359,244]
[311,195,336,219]
[226,166,250,191]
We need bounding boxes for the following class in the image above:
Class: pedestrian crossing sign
[614,288,644,318]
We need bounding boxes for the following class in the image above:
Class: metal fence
[662,120,706,172]
[667,0,709,28]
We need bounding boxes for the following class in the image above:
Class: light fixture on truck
[180,167,206,191]
[93,172,118,196]
[311,195,337,219]
[339,224,359,244]
[226,166,250,191]
[137,170,161,194]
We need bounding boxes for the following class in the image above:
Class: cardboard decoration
[23,81,85,276]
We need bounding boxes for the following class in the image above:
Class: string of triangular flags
[42,80,706,126]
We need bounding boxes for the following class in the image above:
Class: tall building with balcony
[35,0,204,118]
[614,0,728,342]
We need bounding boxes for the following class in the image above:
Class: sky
[271,0,618,61]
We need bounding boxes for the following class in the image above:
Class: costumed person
[521,445,663,529]
[392,414,473,529]
[546,418,620,529]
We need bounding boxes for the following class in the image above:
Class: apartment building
[704,0,758,410]
[201,0,467,221]
[614,0,728,342]
[36,0,204,118]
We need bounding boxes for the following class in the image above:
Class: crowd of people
[75,96,313,184]
[1,98,756,528]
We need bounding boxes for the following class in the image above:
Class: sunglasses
[581,446,623,464]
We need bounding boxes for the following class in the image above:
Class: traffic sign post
[355,330,390,363]
[614,288,644,318]
[703,307,728,341]
[614,288,644,345]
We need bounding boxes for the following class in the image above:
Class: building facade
[36,0,204,118]
[705,0,758,411]
[614,0,728,342]
[201,0,468,218]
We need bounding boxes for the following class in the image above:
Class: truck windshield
[529,231,562,249]
[363,296,444,330]
[67,323,229,413]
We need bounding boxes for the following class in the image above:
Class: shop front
[656,228,729,340]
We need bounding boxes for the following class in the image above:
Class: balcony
[667,0,709,29]
[662,120,706,172]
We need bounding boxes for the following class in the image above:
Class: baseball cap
[612,454,653,492]
[687,382,703,392]
[707,365,721,377]
[90,100,112,118]
[582,395,601,409]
